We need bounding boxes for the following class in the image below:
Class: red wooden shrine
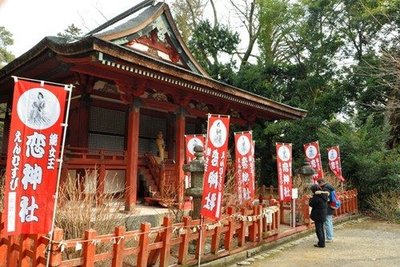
[0,0,306,211]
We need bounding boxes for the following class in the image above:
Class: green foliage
[0,26,15,68]
[170,0,205,43]
[317,117,400,210]
[57,24,83,43]
[188,20,239,79]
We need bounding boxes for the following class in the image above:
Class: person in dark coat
[309,184,328,248]
[318,179,335,242]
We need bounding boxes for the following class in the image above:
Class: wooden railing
[0,190,358,267]
[63,146,127,167]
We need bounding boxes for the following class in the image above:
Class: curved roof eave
[0,35,307,120]
[0,36,94,79]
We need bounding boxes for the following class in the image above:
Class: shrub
[368,191,400,223]
[56,170,127,239]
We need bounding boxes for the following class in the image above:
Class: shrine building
[0,0,306,211]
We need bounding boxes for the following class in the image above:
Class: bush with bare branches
[368,191,400,223]
[56,170,127,239]
[160,184,184,223]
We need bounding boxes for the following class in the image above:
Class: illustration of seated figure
[156,131,166,160]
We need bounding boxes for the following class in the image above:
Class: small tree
[0,26,15,68]
[57,24,83,43]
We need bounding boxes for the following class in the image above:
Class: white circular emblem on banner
[237,135,251,156]
[209,119,227,148]
[277,146,291,161]
[188,137,204,155]
[17,88,61,130]
[305,145,318,159]
[328,148,338,161]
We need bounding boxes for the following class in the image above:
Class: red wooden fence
[0,190,358,267]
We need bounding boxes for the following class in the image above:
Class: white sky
[0,0,250,64]
[0,0,164,57]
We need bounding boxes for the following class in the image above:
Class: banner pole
[197,216,204,267]
[46,84,73,267]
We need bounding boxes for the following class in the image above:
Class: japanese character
[22,163,43,190]
[207,170,218,189]
[283,174,290,184]
[242,187,250,200]
[19,196,39,223]
[14,131,22,143]
[282,162,289,172]
[310,159,317,168]
[203,192,217,211]
[241,171,249,183]
[26,132,46,158]
[211,149,219,166]
[284,187,291,197]
[49,133,58,146]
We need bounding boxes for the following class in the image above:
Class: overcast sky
[0,0,161,57]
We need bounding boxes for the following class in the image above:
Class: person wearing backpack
[309,184,329,248]
[318,179,336,242]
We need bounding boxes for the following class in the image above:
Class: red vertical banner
[184,134,206,163]
[2,79,68,236]
[303,141,324,182]
[234,131,255,205]
[276,143,292,202]
[327,146,345,182]
[201,114,230,220]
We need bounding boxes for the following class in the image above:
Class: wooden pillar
[125,98,141,211]
[175,108,186,205]
[166,116,174,159]
[78,95,90,147]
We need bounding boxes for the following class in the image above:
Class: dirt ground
[240,216,400,267]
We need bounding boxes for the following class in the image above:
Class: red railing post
[224,206,235,251]
[160,217,172,267]
[7,235,19,267]
[237,207,246,247]
[19,234,31,266]
[258,205,263,243]
[83,229,97,267]
[137,222,151,267]
[49,228,64,267]
[112,226,125,267]
[0,212,8,264]
[211,219,222,255]
[249,205,258,242]
[33,235,46,267]
[178,216,191,265]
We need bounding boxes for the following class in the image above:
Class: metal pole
[46,84,73,267]
[197,216,204,267]
[291,198,296,228]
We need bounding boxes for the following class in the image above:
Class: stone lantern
[297,161,316,184]
[294,161,316,225]
[183,145,205,219]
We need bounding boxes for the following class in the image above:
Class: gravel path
[235,217,400,267]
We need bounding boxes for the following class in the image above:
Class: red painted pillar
[125,99,141,211]
[77,96,90,147]
[175,108,186,205]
